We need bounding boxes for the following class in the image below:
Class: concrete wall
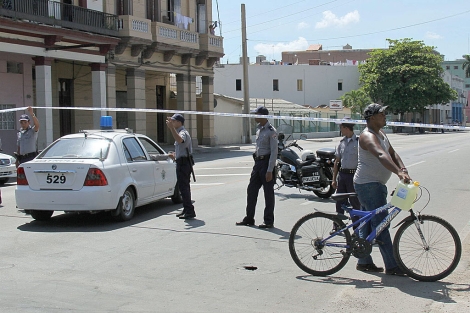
[214,64,360,108]
[87,0,103,11]
[213,98,243,145]
[0,53,35,155]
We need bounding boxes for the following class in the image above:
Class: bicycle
[289,183,462,282]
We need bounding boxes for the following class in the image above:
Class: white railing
[159,26,177,39]
[180,31,198,43]
[132,19,149,33]
[209,36,222,47]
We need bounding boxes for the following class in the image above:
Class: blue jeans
[353,182,398,270]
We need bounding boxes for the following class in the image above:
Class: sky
[212,0,470,64]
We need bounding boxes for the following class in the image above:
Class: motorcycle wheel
[313,168,335,198]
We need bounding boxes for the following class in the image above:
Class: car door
[137,136,176,196]
[122,137,156,202]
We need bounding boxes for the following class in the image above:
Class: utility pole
[241,3,251,143]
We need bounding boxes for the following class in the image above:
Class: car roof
[59,130,143,141]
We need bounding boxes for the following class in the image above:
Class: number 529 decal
[46,174,66,184]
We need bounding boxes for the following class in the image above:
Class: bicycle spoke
[290,213,351,276]
[394,215,461,281]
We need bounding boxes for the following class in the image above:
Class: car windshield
[39,137,111,159]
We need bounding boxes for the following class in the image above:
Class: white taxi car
[15,126,181,222]
[0,152,17,185]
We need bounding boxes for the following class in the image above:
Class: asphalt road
[0,132,469,313]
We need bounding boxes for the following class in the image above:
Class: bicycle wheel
[289,213,351,276]
[393,214,462,282]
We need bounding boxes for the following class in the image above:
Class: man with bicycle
[353,103,411,276]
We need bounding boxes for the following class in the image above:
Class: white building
[214,64,360,108]
[426,71,465,125]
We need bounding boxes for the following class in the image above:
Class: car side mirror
[150,154,169,161]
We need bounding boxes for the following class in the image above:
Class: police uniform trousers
[176,157,195,215]
[18,152,38,165]
[335,172,361,214]
[246,158,275,225]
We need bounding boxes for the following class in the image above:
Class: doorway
[156,86,165,142]
[58,79,73,137]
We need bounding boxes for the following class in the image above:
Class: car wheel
[0,178,8,185]
[30,210,54,221]
[171,183,183,204]
[112,188,135,222]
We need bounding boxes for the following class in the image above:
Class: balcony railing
[0,0,118,37]
[117,15,152,41]
[152,22,199,51]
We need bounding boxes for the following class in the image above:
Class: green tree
[359,38,457,114]
[340,89,372,115]
[462,54,470,78]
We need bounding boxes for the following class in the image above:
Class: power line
[223,0,338,34]
[236,8,470,43]
[225,0,306,25]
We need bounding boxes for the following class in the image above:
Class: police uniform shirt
[335,133,358,169]
[255,121,278,172]
[17,125,38,155]
[174,126,192,159]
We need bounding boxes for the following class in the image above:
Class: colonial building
[0,0,223,155]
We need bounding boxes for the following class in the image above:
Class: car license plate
[303,175,320,183]
[46,173,67,184]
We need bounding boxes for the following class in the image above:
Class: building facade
[0,0,223,155]
[281,44,375,65]
[213,63,361,109]
[442,59,470,125]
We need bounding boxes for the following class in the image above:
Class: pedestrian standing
[353,103,411,275]
[236,106,278,229]
[16,106,39,167]
[331,117,360,232]
[166,113,196,219]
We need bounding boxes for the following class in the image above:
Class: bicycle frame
[322,203,402,246]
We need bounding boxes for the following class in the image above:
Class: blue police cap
[170,113,185,124]
[251,106,269,115]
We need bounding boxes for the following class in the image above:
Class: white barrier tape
[2,106,469,131]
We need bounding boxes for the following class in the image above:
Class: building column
[126,68,146,134]
[176,73,198,146]
[201,76,216,146]
[91,63,107,129]
[106,64,117,128]
[33,56,53,150]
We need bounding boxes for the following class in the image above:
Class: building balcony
[152,21,199,53]
[199,34,224,57]
[117,15,152,42]
[0,0,118,37]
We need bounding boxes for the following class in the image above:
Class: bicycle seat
[331,192,357,203]
[314,209,349,220]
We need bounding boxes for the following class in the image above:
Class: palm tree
[340,89,372,116]
[462,54,470,78]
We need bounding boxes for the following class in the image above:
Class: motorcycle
[275,132,336,198]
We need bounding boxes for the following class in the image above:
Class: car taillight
[17,167,29,185]
[84,168,108,186]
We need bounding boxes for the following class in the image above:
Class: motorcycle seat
[295,158,315,167]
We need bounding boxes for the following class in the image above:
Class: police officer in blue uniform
[166,113,195,219]
[16,106,40,167]
[237,106,278,229]
[331,117,360,232]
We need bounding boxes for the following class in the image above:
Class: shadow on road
[16,199,184,233]
[296,274,470,303]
